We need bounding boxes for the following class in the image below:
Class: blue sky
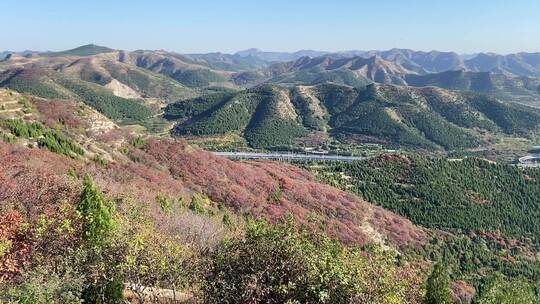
[1,0,539,54]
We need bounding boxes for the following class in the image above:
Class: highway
[212,151,368,162]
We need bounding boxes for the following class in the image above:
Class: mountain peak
[43,43,115,57]
[235,48,262,56]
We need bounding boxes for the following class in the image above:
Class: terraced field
[0,90,28,119]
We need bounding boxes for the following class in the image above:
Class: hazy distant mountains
[0,50,38,61]
[229,54,540,105]
[2,44,540,107]
[4,44,540,77]
[235,48,328,63]
[363,49,466,73]
[232,48,471,75]
[259,55,416,86]
[0,45,116,60]
[235,48,540,77]
[466,52,540,77]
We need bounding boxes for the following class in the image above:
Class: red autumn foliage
[0,144,80,218]
[0,136,426,248]
[451,280,476,304]
[34,98,84,129]
[0,211,31,282]
[142,139,426,246]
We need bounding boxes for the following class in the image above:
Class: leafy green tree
[424,261,452,304]
[120,225,190,303]
[201,220,417,304]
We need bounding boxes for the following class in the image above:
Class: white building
[519,146,540,165]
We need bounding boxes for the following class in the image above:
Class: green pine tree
[424,261,453,304]
[78,175,122,303]
[78,174,115,246]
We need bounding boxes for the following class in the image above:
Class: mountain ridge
[165,82,540,150]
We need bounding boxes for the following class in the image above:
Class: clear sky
[1,0,539,54]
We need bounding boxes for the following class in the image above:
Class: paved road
[212,151,368,162]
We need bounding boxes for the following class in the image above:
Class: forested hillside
[1,87,540,302]
[2,42,540,303]
[166,83,540,150]
[307,155,540,239]
[0,68,175,132]
[405,70,540,105]
[303,155,540,291]
[0,89,440,303]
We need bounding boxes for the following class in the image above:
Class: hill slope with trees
[1,89,539,302]
[303,154,540,293]
[166,83,540,150]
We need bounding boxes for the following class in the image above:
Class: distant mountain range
[5,44,540,77]
[0,44,239,101]
[2,44,540,104]
[234,48,328,62]
[2,43,540,140]
[235,47,540,77]
[0,50,38,61]
[466,52,540,77]
[231,55,540,105]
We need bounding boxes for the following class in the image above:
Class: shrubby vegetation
[2,137,540,302]
[2,118,84,157]
[1,70,153,124]
[104,64,195,101]
[0,174,426,303]
[202,219,422,304]
[0,176,195,303]
[474,274,537,304]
